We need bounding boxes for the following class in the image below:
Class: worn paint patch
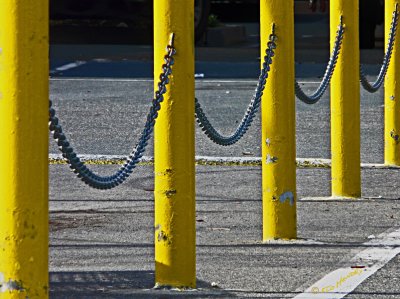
[279,191,295,206]
[390,130,400,144]
[165,189,177,197]
[0,274,25,293]
[164,168,173,174]
[157,230,171,244]
[266,154,278,164]
[155,168,175,177]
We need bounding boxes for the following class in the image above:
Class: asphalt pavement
[48,18,400,298]
[49,76,400,299]
[50,165,400,298]
[49,77,385,163]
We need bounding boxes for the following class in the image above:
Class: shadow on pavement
[50,270,236,298]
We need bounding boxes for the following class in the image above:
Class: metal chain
[295,16,344,104]
[194,24,277,146]
[360,4,399,93]
[49,34,176,190]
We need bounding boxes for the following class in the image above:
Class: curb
[48,154,400,169]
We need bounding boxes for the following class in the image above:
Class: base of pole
[153,284,196,291]
[383,163,400,168]
[262,238,325,245]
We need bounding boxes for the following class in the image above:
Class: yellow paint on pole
[154,0,195,288]
[385,1,400,166]
[0,0,49,298]
[330,0,361,198]
[260,0,297,240]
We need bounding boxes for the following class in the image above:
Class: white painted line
[293,228,400,299]
[48,154,400,169]
[50,61,87,74]
[49,77,321,84]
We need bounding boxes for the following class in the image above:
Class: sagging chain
[49,34,176,190]
[360,4,399,93]
[194,24,277,146]
[295,16,344,104]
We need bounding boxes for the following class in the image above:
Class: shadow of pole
[50,270,236,298]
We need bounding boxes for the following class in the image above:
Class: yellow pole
[153,0,195,288]
[261,0,297,240]
[0,0,49,298]
[330,0,361,198]
[385,1,400,166]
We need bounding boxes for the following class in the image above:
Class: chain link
[194,24,277,146]
[360,5,399,93]
[49,34,176,190]
[295,16,344,104]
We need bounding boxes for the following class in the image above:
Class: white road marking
[293,228,400,299]
[49,77,321,84]
[50,61,87,74]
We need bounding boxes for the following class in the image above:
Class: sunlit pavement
[49,18,399,298]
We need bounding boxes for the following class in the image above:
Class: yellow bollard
[330,0,361,198]
[385,1,400,166]
[0,0,49,298]
[261,0,297,240]
[153,0,196,288]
